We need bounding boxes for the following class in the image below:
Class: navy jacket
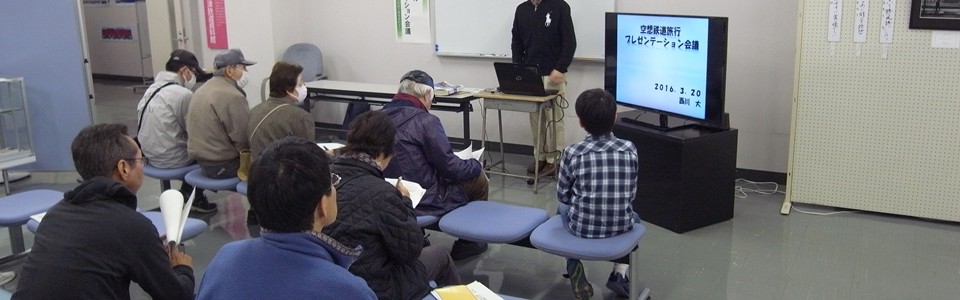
[382,96,482,216]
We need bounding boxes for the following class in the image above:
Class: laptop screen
[494,62,557,96]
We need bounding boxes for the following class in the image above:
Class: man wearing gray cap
[137,49,217,212]
[187,49,256,180]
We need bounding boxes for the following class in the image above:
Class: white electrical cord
[734,178,856,216]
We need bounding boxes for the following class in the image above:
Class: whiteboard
[434,0,615,60]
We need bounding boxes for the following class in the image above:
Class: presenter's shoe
[450,239,488,260]
[527,161,556,174]
[0,271,15,286]
[564,259,594,300]
[605,271,630,298]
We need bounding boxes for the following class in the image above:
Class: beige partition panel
[788,0,960,221]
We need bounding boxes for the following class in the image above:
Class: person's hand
[169,244,193,268]
[396,179,410,197]
[549,69,565,85]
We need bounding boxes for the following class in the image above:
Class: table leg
[462,102,471,146]
[533,103,544,194]
[498,109,506,173]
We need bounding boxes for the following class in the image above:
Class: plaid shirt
[557,132,638,238]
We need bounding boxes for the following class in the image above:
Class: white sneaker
[0,271,15,285]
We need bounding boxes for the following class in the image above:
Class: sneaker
[606,271,630,298]
[190,199,218,213]
[450,239,488,260]
[0,271,15,286]
[566,259,594,300]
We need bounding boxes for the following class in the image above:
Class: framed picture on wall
[910,0,960,30]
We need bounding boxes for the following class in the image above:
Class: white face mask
[293,84,307,104]
[235,70,249,88]
[183,71,197,90]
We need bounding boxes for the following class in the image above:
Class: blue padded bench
[416,215,439,227]
[184,169,239,192]
[530,216,651,300]
[143,164,200,191]
[28,211,208,242]
[439,201,549,244]
[236,182,248,196]
[0,189,63,254]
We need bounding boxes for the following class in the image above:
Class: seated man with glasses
[197,137,376,300]
[15,123,195,300]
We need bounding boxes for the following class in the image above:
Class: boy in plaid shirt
[556,88,639,299]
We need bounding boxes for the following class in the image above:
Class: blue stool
[0,189,63,254]
[235,182,248,196]
[143,164,200,191]
[416,215,439,227]
[184,169,239,192]
[439,201,549,244]
[27,211,208,242]
[530,216,651,300]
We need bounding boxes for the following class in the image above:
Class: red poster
[204,0,228,49]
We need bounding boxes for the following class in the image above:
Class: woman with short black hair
[324,111,461,300]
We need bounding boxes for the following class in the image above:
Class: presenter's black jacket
[323,157,430,300]
[512,0,577,75]
[13,177,194,300]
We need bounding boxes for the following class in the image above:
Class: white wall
[172,0,797,172]
[146,0,173,76]
[84,3,153,77]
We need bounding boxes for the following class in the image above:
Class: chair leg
[9,226,25,254]
[160,180,171,191]
[629,246,652,300]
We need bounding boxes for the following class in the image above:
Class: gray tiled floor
[2,80,960,299]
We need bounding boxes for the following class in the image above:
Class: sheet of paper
[466,281,503,300]
[317,142,345,151]
[880,0,896,44]
[931,31,960,48]
[175,188,196,243]
[454,144,484,161]
[828,0,843,42]
[385,178,426,208]
[454,144,472,160]
[30,212,46,223]
[854,0,869,43]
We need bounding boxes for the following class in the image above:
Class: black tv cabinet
[613,115,738,233]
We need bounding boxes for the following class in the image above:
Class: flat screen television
[605,12,729,129]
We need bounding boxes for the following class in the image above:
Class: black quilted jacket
[323,158,430,300]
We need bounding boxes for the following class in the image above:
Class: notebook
[493,62,559,96]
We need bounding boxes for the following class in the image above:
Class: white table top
[305,80,477,100]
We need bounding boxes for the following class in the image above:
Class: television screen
[605,13,728,127]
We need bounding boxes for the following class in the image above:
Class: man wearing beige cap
[187,49,256,180]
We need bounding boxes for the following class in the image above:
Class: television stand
[613,115,738,233]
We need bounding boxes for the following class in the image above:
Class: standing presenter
[512,0,577,175]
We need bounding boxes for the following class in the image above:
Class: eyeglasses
[124,156,149,166]
[331,173,341,186]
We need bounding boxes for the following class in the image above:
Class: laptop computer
[493,62,560,96]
